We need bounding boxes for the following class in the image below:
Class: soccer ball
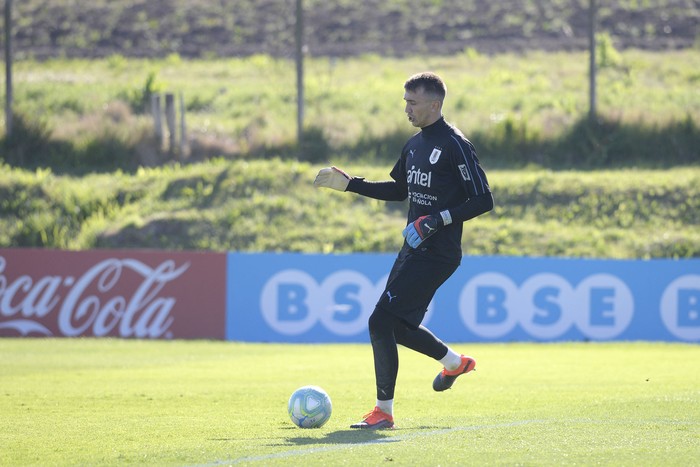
[287,385,332,428]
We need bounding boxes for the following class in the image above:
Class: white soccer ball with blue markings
[288,385,332,428]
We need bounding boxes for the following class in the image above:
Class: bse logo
[259,269,435,336]
[660,275,700,341]
[459,272,635,340]
[261,270,374,336]
[255,267,699,342]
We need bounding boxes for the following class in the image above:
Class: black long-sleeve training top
[347,117,494,263]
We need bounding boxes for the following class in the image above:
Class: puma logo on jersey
[386,291,397,303]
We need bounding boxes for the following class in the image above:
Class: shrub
[118,71,166,114]
[0,112,65,166]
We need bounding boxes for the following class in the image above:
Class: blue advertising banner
[226,253,700,343]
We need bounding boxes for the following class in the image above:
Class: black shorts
[375,246,459,328]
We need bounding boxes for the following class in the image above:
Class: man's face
[403,87,441,128]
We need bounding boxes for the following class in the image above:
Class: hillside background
[0,1,698,257]
[4,0,699,60]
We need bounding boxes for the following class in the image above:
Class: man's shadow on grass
[282,428,400,446]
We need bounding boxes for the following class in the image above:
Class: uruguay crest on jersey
[429,147,442,164]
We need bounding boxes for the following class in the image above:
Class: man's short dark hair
[404,72,446,101]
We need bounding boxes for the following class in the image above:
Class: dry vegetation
[3,0,698,60]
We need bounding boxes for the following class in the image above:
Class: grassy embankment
[1,160,698,258]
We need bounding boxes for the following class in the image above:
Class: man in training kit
[314,72,494,430]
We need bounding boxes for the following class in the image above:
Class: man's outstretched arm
[314,166,406,202]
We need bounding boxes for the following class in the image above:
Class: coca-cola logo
[0,256,190,338]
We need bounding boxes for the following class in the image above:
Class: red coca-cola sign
[0,249,226,339]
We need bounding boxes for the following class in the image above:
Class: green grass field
[4,49,699,170]
[1,339,698,465]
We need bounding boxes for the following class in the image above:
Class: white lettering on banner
[459,272,635,340]
[317,270,376,335]
[519,273,575,339]
[0,256,189,338]
[256,267,698,341]
[573,274,634,339]
[460,272,519,338]
[259,270,435,336]
[660,275,700,341]
[261,270,319,335]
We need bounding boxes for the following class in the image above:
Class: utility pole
[295,0,304,145]
[588,0,597,121]
[4,0,13,138]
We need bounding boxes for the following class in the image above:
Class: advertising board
[227,252,700,343]
[0,249,227,339]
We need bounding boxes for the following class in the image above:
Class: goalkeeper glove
[314,166,351,191]
[402,211,452,248]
